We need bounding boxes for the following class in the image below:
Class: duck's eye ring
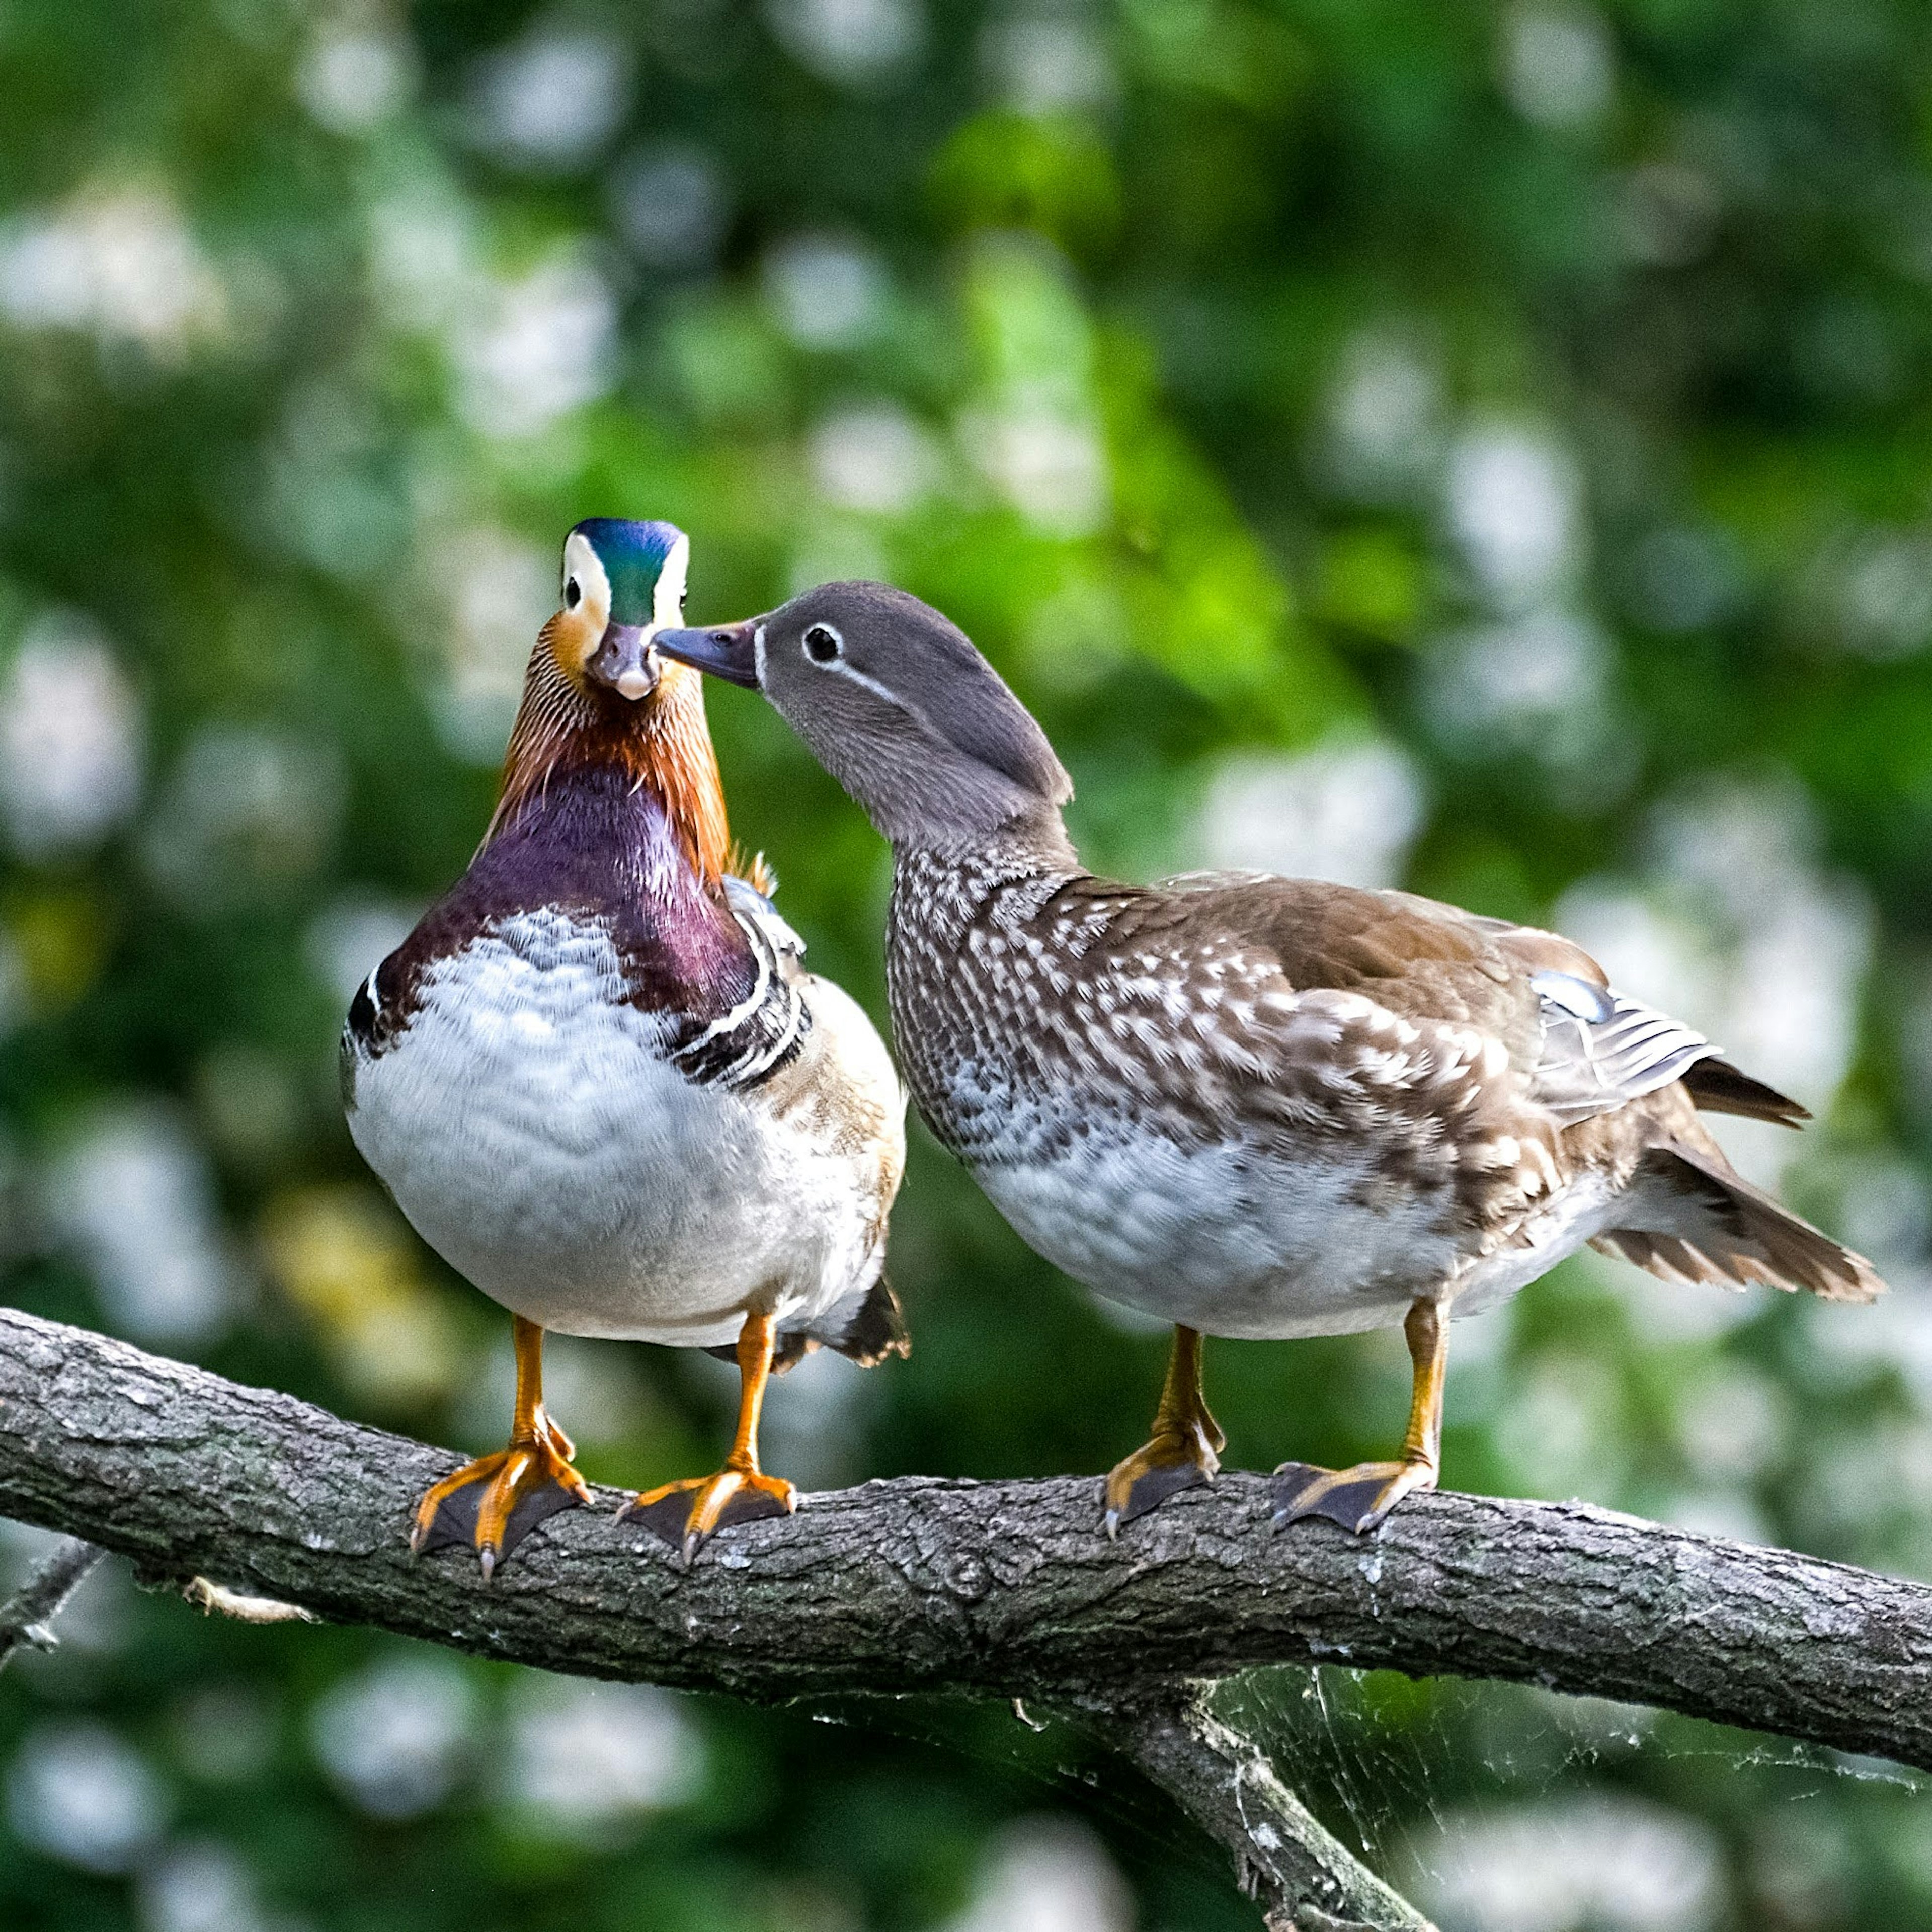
[803,623,842,664]
[565,577,582,610]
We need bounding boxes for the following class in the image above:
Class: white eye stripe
[561,532,610,616]
[824,655,903,708]
[652,533,691,630]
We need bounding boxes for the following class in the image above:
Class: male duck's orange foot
[410,1439,592,1579]
[620,1467,797,1567]
[1271,1458,1435,1536]
[1102,1427,1222,1538]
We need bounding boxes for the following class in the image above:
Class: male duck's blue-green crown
[569,518,689,627]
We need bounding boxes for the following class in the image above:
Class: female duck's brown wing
[1135,872,1803,1133]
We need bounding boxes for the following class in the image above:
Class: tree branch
[0,1534,103,1670]
[1091,1692,1436,1931]
[7,1307,1932,1925]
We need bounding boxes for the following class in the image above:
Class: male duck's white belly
[347,911,867,1347]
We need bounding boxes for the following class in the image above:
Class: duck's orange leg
[1272,1298,1447,1535]
[411,1315,592,1579]
[1102,1325,1226,1535]
[622,1309,797,1566]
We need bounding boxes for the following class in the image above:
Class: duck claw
[413,1468,584,1563]
[1101,1427,1220,1537]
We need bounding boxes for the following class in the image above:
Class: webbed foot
[620,1465,797,1567]
[1270,1457,1435,1536]
[1102,1422,1223,1537]
[1101,1324,1225,1537]
[411,1414,591,1579]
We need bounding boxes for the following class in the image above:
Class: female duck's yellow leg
[411,1315,592,1578]
[1272,1298,1448,1535]
[1102,1325,1227,1536]
[623,1309,797,1566]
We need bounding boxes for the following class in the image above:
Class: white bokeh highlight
[502,1677,703,1840]
[809,403,941,515]
[1413,1791,1722,1932]
[473,25,631,171]
[0,612,142,859]
[767,0,926,86]
[7,1721,167,1874]
[310,1657,478,1818]
[765,233,888,349]
[1501,5,1616,133]
[1446,423,1582,611]
[48,1104,236,1346]
[453,253,616,439]
[297,22,417,134]
[1197,738,1425,890]
[0,188,226,357]
[427,524,552,759]
[940,1817,1134,1932]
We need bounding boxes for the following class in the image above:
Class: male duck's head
[548,517,691,703]
[493,516,732,880]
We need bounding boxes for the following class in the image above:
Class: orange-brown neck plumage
[486,623,732,887]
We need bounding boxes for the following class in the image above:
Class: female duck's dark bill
[652,620,762,688]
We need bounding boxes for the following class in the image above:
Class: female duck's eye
[565,578,582,610]
[803,623,841,664]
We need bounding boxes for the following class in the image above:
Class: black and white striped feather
[666,876,812,1092]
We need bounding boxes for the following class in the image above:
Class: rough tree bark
[5,1307,1930,1929]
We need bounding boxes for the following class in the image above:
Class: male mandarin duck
[653,584,1884,1537]
[341,523,906,1574]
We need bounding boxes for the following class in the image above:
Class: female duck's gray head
[652,582,1072,847]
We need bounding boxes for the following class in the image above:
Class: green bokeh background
[5,2,1932,1927]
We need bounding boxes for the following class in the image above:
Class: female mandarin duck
[341,523,906,1574]
[654,584,1883,1537]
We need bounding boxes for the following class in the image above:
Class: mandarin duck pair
[345,521,1883,1578]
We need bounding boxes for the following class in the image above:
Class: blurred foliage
[5,1,1932,1928]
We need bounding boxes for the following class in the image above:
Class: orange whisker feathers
[486,644,732,886]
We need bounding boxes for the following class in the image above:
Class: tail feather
[1681,1057,1811,1128]
[818,1274,910,1367]
[705,1276,910,1377]
[1594,1142,1883,1304]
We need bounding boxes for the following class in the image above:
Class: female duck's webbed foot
[1273,1299,1447,1536]
[1270,1456,1434,1534]
[411,1421,590,1575]
[621,1310,797,1567]
[412,1318,591,1578]
[1103,1327,1226,1536]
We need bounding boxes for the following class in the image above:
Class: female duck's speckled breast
[885,845,1475,1336]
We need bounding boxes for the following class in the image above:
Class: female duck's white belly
[959,1066,1613,1338]
[973,1116,1624,1339]
[346,911,863,1347]
[972,1127,1461,1339]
